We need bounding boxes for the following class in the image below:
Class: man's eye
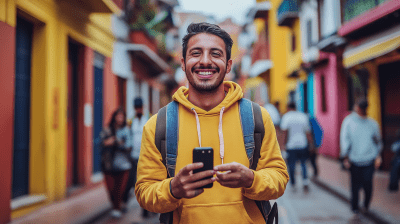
[192,52,200,56]
[212,52,222,56]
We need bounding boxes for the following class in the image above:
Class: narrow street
[277,180,374,224]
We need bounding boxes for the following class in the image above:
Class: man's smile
[192,67,219,78]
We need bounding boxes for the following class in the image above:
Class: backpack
[309,116,323,148]
[155,98,278,224]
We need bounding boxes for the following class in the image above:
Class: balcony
[277,0,299,27]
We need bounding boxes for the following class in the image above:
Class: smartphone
[193,147,214,188]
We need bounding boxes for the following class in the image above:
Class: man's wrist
[245,170,255,188]
[169,178,179,199]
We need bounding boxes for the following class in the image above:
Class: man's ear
[181,57,186,72]
[226,59,233,74]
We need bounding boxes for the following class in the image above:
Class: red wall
[0,22,15,224]
[103,57,119,127]
[130,31,158,53]
[314,52,344,158]
[77,46,94,185]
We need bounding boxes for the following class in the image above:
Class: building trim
[338,0,400,37]
[343,24,400,68]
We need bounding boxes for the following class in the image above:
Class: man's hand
[214,162,254,188]
[375,156,382,169]
[343,157,351,169]
[170,163,216,199]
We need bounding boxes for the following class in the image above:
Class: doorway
[378,61,400,171]
[67,40,81,188]
[12,16,33,199]
[93,52,104,174]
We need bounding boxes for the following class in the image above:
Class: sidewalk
[313,155,400,224]
[10,184,112,224]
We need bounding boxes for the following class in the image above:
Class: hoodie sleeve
[242,108,289,201]
[340,116,351,158]
[134,115,181,213]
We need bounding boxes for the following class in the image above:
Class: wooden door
[379,61,400,170]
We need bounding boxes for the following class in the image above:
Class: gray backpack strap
[252,101,265,170]
[155,105,167,169]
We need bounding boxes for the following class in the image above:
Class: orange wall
[78,46,95,185]
[103,56,119,127]
[0,21,15,224]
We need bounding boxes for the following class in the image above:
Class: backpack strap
[165,101,179,178]
[155,101,179,178]
[239,98,256,166]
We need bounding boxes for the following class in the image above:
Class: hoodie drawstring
[191,108,202,147]
[219,107,225,164]
[191,107,226,164]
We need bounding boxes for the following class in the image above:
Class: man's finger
[182,162,204,174]
[186,177,216,190]
[215,172,240,182]
[186,189,204,198]
[215,178,239,188]
[190,170,216,182]
[214,163,239,172]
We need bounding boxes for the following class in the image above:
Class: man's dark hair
[134,97,143,109]
[182,22,233,61]
[287,102,296,110]
[356,98,368,111]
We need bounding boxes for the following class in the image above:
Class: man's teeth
[198,71,213,75]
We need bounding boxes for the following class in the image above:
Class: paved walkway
[10,184,112,224]
[313,155,400,224]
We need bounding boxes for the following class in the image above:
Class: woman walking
[100,108,132,218]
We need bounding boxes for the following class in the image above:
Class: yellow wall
[351,62,382,127]
[268,0,302,113]
[2,0,115,218]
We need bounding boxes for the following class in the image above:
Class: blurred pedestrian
[264,102,281,127]
[340,98,382,214]
[280,102,314,191]
[100,107,132,219]
[308,116,323,177]
[389,129,400,192]
[122,97,150,217]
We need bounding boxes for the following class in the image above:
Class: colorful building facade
[0,0,122,222]
[338,0,400,170]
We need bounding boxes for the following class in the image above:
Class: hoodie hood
[172,81,243,115]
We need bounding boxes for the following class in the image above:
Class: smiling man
[135,23,288,224]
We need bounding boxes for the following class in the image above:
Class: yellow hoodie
[135,81,288,224]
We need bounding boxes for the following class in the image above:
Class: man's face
[135,107,143,115]
[355,105,367,117]
[181,33,232,92]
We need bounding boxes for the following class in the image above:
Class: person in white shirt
[122,97,149,217]
[280,102,313,191]
[264,103,281,127]
[340,98,382,213]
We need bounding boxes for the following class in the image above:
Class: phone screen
[193,147,214,188]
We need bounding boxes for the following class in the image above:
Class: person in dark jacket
[389,129,400,192]
[100,107,132,218]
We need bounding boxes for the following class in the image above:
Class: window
[321,75,327,112]
[342,0,389,22]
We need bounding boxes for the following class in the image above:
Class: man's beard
[186,65,226,92]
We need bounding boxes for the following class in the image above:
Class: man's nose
[199,53,212,66]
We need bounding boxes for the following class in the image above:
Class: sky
[176,0,257,25]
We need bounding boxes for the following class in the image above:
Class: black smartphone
[193,147,214,188]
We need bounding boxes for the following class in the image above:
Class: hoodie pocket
[179,201,254,224]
